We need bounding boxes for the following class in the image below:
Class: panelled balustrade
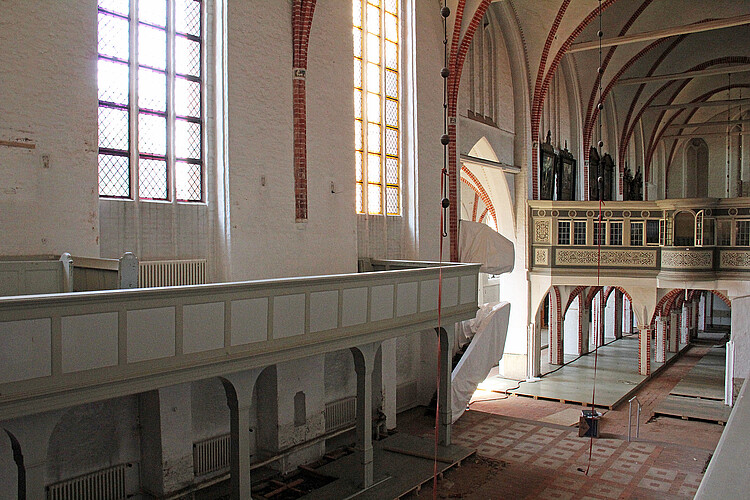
[0,260,479,421]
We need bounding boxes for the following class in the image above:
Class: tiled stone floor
[429,410,710,499]
[403,345,723,499]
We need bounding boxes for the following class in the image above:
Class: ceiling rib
[661,131,743,140]
[665,118,750,130]
[569,14,750,53]
[647,98,750,112]
[616,63,750,86]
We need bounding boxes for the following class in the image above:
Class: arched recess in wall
[1,429,21,498]
[685,138,709,198]
[673,210,696,246]
[460,137,516,240]
[46,397,140,488]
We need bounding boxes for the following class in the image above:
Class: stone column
[381,338,397,430]
[436,330,453,445]
[668,312,679,353]
[139,384,194,496]
[222,369,262,500]
[351,342,381,488]
[529,322,542,377]
[655,317,666,363]
[691,300,699,339]
[638,323,651,376]
[579,304,590,354]
[698,293,706,331]
[623,298,632,334]
[597,293,606,346]
[614,290,623,339]
[549,293,563,365]
[681,305,689,345]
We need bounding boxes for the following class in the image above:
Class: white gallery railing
[0,260,479,421]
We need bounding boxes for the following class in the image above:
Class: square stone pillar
[139,385,194,496]
[655,317,666,363]
[549,294,563,365]
[351,342,382,489]
[614,290,623,339]
[691,300,699,339]
[221,369,262,500]
[638,324,651,376]
[680,306,689,345]
[579,306,590,354]
[668,312,679,353]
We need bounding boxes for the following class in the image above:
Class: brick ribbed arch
[582,0,654,166]
[530,0,621,200]
[461,166,497,225]
[563,286,587,316]
[446,0,492,261]
[586,285,603,307]
[550,286,564,364]
[644,58,750,177]
[461,178,495,226]
[292,0,317,221]
[652,288,684,323]
[617,36,687,169]
[711,290,732,307]
[663,84,750,193]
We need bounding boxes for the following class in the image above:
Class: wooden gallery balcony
[529,198,750,279]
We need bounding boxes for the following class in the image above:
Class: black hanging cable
[433,5,451,499]
[584,0,604,476]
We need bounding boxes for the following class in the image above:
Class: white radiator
[193,433,231,476]
[325,396,357,432]
[139,259,206,288]
[47,463,127,500]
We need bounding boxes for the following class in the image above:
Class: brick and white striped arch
[292,0,317,221]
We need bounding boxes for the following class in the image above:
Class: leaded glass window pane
[138,113,167,155]
[139,0,166,27]
[98,0,204,202]
[176,36,200,77]
[98,59,129,105]
[99,106,130,150]
[354,0,399,215]
[98,12,130,61]
[99,154,130,197]
[138,24,167,69]
[139,158,168,200]
[176,0,201,36]
[176,161,202,201]
[175,77,201,117]
[175,119,201,159]
[138,67,167,112]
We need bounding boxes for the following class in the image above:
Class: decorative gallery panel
[534,248,549,266]
[720,250,750,269]
[555,249,657,267]
[534,219,552,244]
[661,250,713,269]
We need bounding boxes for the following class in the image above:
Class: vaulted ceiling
[497,0,750,177]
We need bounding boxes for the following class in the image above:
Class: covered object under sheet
[451,301,511,422]
[458,220,514,274]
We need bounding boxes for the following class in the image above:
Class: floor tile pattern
[430,410,710,499]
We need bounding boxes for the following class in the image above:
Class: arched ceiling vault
[479,0,750,199]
